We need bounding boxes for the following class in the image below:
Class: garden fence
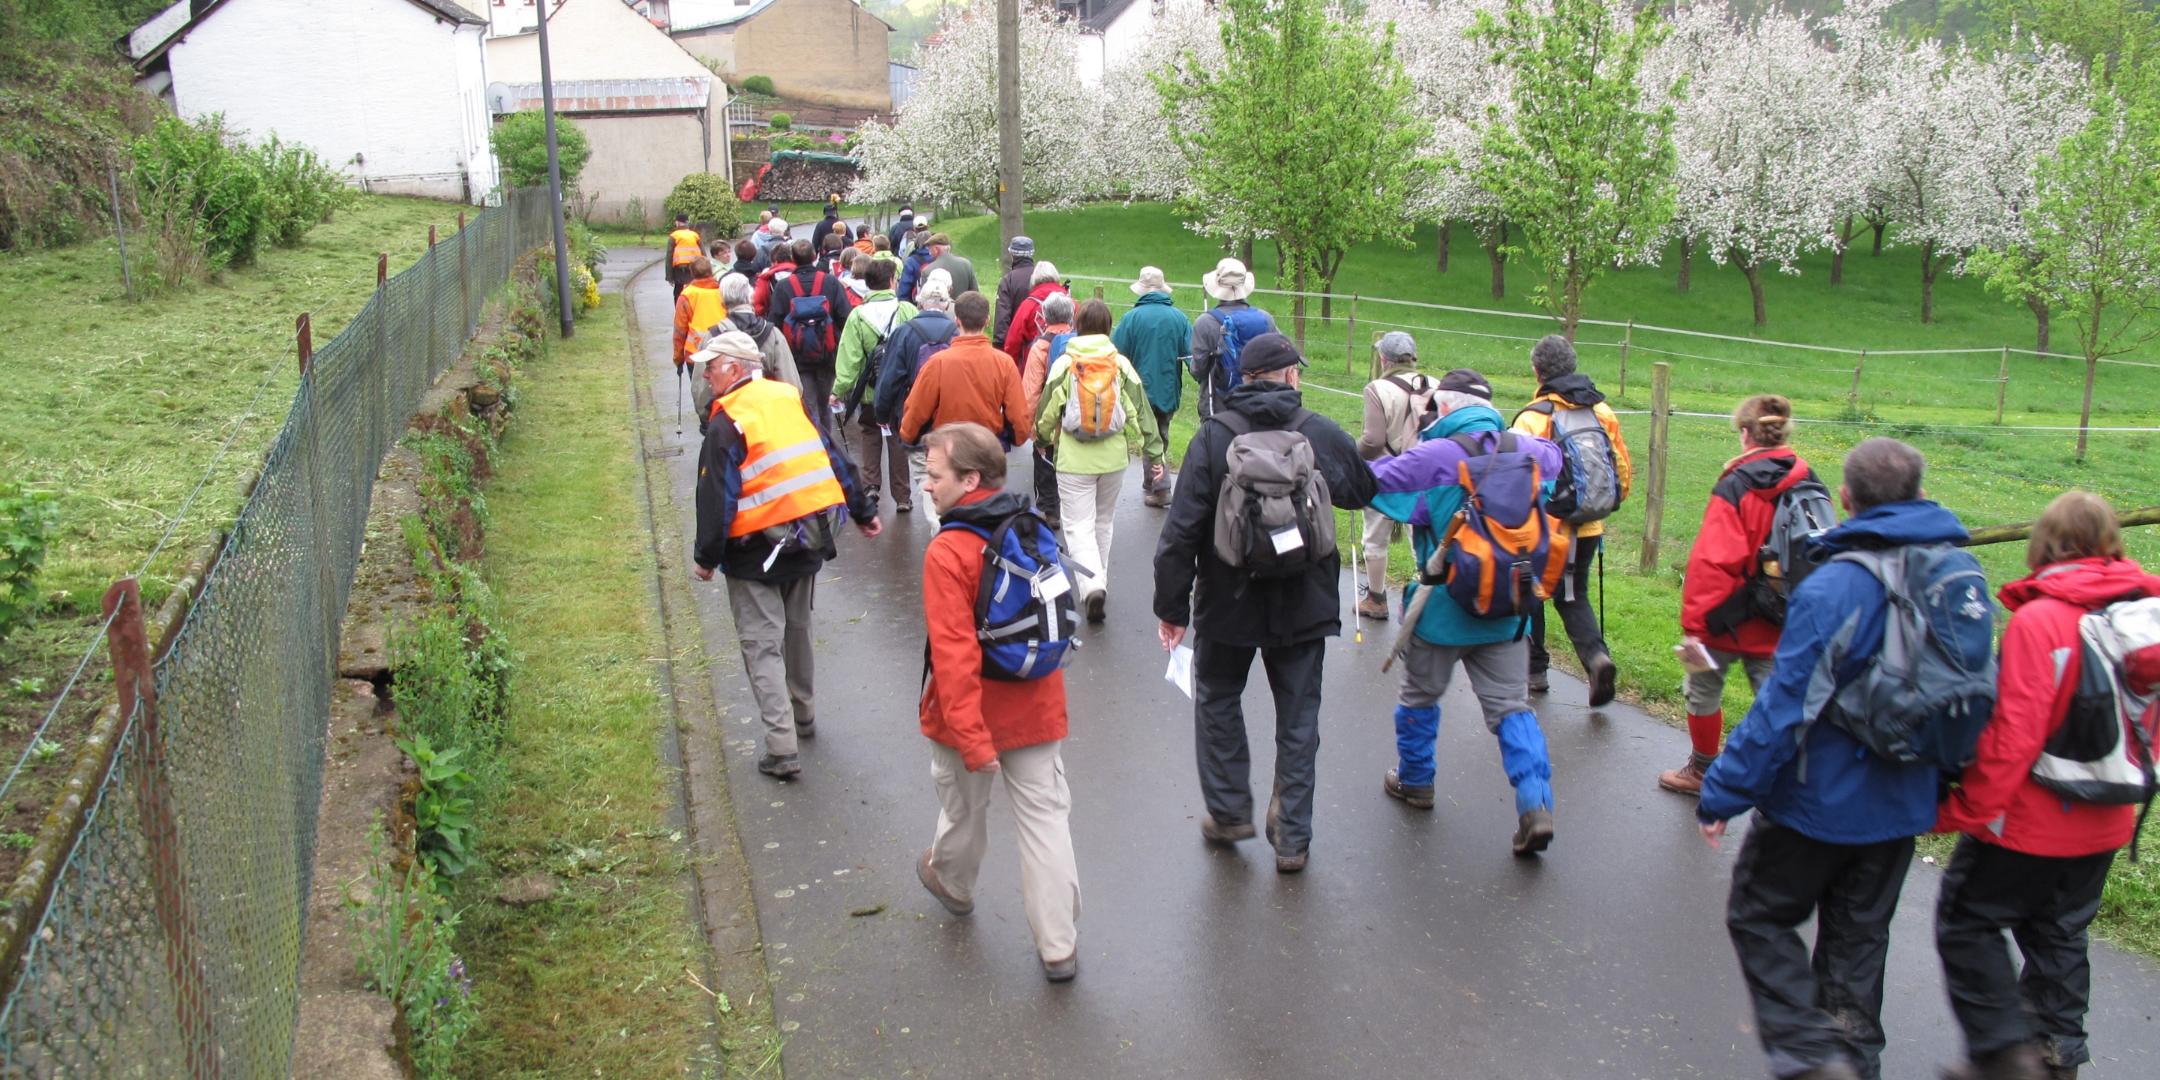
[0,188,551,1076]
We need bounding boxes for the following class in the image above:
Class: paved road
[615,254,2160,1079]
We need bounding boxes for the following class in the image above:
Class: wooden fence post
[1638,362,1671,575]
[1345,294,1359,376]
[1847,349,1867,410]
[1995,346,2009,425]
[1617,319,1632,399]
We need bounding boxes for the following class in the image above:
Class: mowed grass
[456,294,719,1076]
[938,202,2160,953]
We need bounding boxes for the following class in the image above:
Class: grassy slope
[938,203,2160,953]
[457,294,718,1076]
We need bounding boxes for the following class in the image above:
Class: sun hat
[1202,257,1254,301]
[1008,235,1035,256]
[918,269,954,307]
[1130,266,1169,296]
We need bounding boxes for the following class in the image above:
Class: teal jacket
[1372,405,1529,648]
[1112,292,1193,416]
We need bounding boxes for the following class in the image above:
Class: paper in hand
[1164,643,1195,700]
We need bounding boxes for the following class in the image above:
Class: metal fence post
[1637,362,1672,575]
[1995,346,2009,425]
[425,229,440,379]
[458,210,471,336]
[375,253,390,460]
[106,577,216,1079]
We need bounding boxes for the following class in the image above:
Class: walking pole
[1598,541,1605,635]
[676,364,686,435]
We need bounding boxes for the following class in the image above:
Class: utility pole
[536,0,577,339]
[994,0,1023,266]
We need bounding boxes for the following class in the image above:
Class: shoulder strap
[1211,410,1254,437]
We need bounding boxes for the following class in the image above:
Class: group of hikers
[662,212,2158,1080]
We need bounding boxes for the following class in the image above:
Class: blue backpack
[940,509,1081,680]
[1209,305,1272,389]
[1812,543,1997,770]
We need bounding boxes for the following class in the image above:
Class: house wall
[571,111,713,219]
[675,0,891,111]
[486,0,716,82]
[166,0,487,202]
[1077,3,1155,86]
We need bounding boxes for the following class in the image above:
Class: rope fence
[0,189,551,1076]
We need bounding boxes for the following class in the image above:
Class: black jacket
[887,213,915,252]
[1533,372,1605,408]
[728,255,766,281]
[874,309,958,428]
[694,381,873,583]
[995,256,1036,332]
[1152,381,1377,647]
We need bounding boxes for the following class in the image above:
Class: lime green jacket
[1034,334,1166,475]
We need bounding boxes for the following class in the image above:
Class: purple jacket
[1370,408,1562,526]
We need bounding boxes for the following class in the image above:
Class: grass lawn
[0,193,478,878]
[938,202,2160,954]
[456,293,720,1076]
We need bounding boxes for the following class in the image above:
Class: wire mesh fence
[0,189,550,1076]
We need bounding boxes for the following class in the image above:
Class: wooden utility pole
[994,0,1024,262]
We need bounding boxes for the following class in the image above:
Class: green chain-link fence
[0,189,551,1076]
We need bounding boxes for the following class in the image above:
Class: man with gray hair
[1510,333,1630,705]
[1354,331,1435,620]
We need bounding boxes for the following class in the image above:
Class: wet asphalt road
[615,254,2159,1079]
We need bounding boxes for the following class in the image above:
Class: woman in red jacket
[1934,491,2155,1080]
[1660,395,1817,795]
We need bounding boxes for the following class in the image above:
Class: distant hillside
[866,0,976,61]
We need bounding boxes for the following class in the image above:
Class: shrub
[740,74,776,96]
[767,112,792,132]
[398,734,478,878]
[491,110,592,192]
[662,173,742,239]
[130,114,269,274]
[0,19,158,251]
[254,133,350,247]
[0,485,56,646]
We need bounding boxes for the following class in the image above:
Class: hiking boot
[916,849,973,916]
[1143,489,1172,509]
[894,500,913,514]
[1940,1043,2049,1080]
[757,753,801,780]
[1264,795,1306,873]
[1528,668,1550,694]
[1383,768,1434,810]
[1790,1064,1862,1080]
[1511,808,1555,856]
[1356,591,1390,621]
[1041,950,1079,982]
[1085,591,1106,624]
[1200,816,1255,846]
[1657,754,1714,796]
[1585,651,1618,707]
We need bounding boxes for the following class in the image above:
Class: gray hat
[1377,331,1417,363]
[1008,235,1035,256]
[692,329,764,365]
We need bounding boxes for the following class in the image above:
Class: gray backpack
[1211,409,1334,579]
[1520,402,1622,525]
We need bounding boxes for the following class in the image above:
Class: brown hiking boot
[1658,754,1714,796]
[1511,808,1555,856]
[1383,768,1434,810]
[1357,591,1390,620]
[1200,816,1255,846]
[1264,795,1305,873]
[1941,1042,2049,1080]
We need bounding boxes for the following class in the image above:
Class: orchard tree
[1159,0,1434,342]
[851,9,1101,209]
[1374,0,1517,298]
[1971,73,2160,460]
[1819,0,1906,278]
[1472,0,1677,337]
[1665,2,1852,326]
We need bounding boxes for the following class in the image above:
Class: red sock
[1687,711,1724,759]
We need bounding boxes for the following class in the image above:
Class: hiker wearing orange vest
[692,331,881,781]
[666,212,703,300]
[672,257,727,367]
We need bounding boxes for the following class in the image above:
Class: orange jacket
[897,334,1034,448]
[672,278,726,365]
[919,489,1069,769]
[1510,391,1632,539]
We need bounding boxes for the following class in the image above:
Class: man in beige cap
[1189,258,1277,419]
[1113,265,1192,507]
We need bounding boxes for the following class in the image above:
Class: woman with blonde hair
[1933,491,2157,1080]
[1662,394,1828,795]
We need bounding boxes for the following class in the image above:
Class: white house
[128,0,501,204]
[1067,0,1157,86]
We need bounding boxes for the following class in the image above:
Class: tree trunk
[1436,220,1450,275]
[1292,263,1309,350]
[1561,270,1583,341]
[1920,240,1938,324]
[2028,295,2051,355]
[1677,235,1692,292]
[1831,215,1854,285]
[1737,251,1766,327]
[2078,352,2096,461]
[1870,217,1887,256]
[1240,236,1254,269]
[1484,221,1506,300]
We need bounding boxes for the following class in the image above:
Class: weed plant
[351,821,476,1078]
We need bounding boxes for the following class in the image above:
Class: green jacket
[832,290,917,403]
[1034,334,1166,475]
[1111,291,1193,416]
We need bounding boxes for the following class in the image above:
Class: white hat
[1130,266,1169,296]
[691,329,764,365]
[766,217,788,235]
[1202,257,1254,301]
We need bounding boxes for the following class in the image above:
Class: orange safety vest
[669,228,703,267]
[680,281,727,347]
[714,378,845,538]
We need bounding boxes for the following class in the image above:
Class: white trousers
[1056,469,1124,602]
[927,740,1081,962]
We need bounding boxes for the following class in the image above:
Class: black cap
[1240,333,1306,375]
[1437,368,1492,400]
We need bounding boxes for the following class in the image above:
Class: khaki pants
[1685,648,1774,716]
[726,575,815,756]
[1056,469,1125,603]
[1361,507,1401,600]
[908,447,937,525]
[927,740,1080,962]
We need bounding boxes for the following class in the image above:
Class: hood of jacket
[1062,334,1115,362]
[1811,499,1969,555]
[2000,556,2160,611]
[1135,291,1176,307]
[726,307,776,341]
[1222,380,1305,426]
[1427,402,1503,441]
[937,489,1033,532]
[1008,256,1035,274]
[1535,373,1605,407]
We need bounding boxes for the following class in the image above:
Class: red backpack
[780,271,838,367]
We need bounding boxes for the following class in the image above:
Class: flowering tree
[1820,0,1906,280]
[1097,0,1223,205]
[1662,2,1850,326]
[851,9,1102,209]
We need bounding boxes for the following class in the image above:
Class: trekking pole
[675,364,685,435]
[1598,541,1606,633]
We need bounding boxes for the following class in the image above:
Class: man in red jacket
[1934,491,2156,1080]
[913,421,1081,982]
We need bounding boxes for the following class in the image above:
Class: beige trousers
[1361,507,1401,599]
[927,740,1081,962]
